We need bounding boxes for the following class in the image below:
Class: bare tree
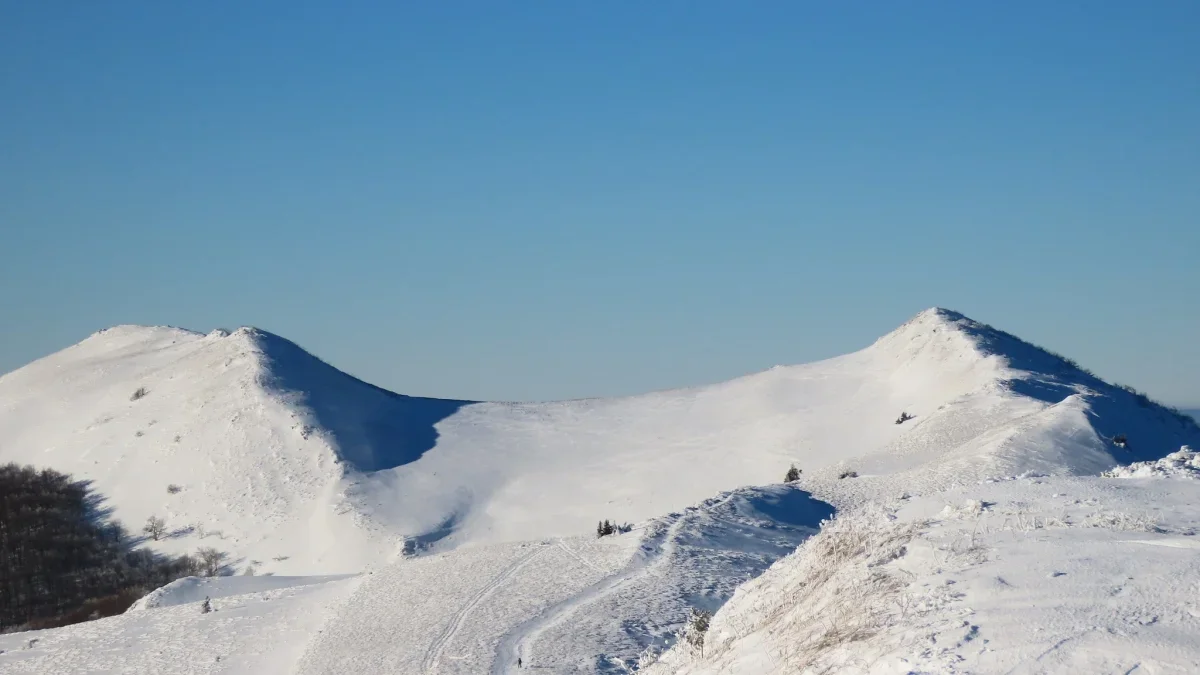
[142,516,167,541]
[196,547,226,577]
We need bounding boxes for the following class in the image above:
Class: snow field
[0,575,359,675]
[295,536,638,675]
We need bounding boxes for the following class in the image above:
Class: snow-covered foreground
[644,473,1200,674]
[0,574,359,674]
[0,486,831,674]
[3,308,1200,673]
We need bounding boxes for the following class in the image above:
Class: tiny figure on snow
[517,657,522,668]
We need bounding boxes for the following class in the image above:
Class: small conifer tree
[683,607,712,657]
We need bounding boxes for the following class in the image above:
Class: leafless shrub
[196,547,227,577]
[142,516,167,541]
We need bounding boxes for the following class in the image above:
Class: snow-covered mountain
[1,309,1195,577]
[3,308,1200,673]
[0,324,470,574]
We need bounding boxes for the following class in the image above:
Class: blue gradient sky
[2,2,1198,403]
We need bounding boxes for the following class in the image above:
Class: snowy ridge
[644,476,1200,674]
[0,325,460,574]
[2,308,1197,569]
[4,308,1200,673]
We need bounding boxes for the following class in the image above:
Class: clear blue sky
[2,2,1198,404]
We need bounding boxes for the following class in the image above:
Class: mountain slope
[1,309,1195,574]
[0,325,467,573]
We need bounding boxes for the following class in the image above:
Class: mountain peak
[917,306,967,321]
[876,308,1093,383]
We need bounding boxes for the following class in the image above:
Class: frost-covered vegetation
[1103,445,1198,478]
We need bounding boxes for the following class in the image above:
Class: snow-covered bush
[635,645,662,669]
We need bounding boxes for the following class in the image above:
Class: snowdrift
[1103,445,1199,479]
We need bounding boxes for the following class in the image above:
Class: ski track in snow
[495,503,710,674]
[556,540,604,574]
[423,546,547,674]
[492,487,827,673]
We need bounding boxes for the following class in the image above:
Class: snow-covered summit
[1,310,1196,574]
[0,323,475,573]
